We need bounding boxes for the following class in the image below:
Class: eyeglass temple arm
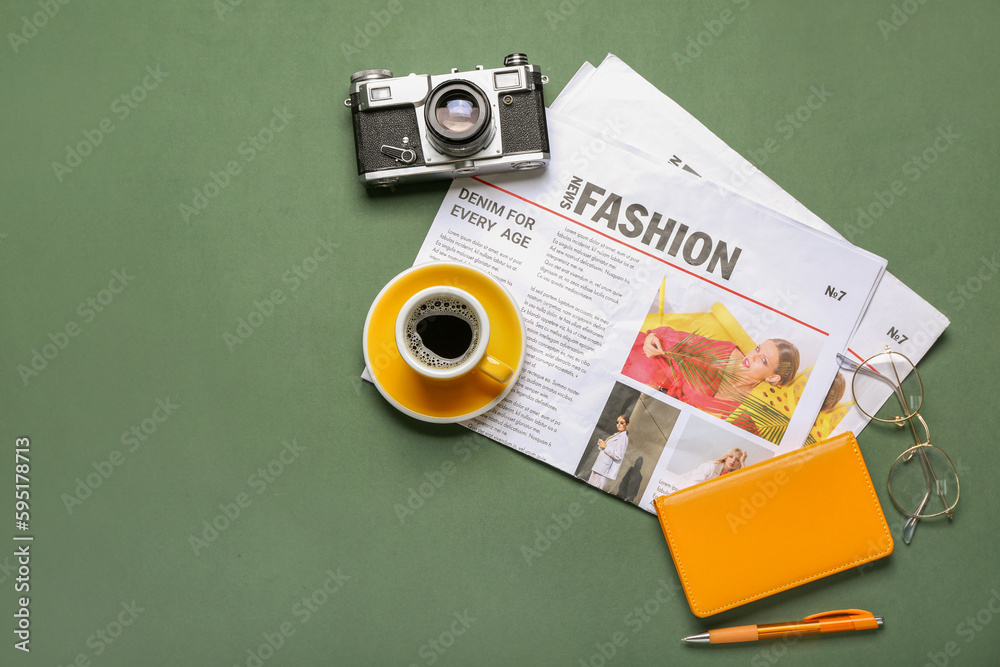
[837,353,910,403]
[902,448,934,544]
[906,415,953,516]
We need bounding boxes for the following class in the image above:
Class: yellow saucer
[363,263,526,423]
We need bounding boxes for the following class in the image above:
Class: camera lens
[425,82,494,157]
[436,92,480,133]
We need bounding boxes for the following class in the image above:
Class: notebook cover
[653,432,893,617]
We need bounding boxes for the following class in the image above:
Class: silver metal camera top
[351,64,540,112]
[351,73,431,112]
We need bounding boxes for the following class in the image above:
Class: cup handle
[478,354,514,385]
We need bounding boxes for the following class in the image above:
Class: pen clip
[803,609,873,621]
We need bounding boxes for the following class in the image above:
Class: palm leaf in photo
[727,392,792,443]
[659,330,741,396]
[659,331,792,443]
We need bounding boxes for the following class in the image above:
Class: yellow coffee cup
[395,286,514,384]
[363,263,525,423]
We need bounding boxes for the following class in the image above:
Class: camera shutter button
[350,69,393,83]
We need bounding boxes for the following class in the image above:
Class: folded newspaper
[373,56,948,514]
[552,55,949,437]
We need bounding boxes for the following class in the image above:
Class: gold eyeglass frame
[838,347,960,543]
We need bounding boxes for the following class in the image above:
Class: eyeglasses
[837,347,959,545]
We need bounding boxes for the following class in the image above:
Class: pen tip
[876,617,884,627]
[682,632,710,644]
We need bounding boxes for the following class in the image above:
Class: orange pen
[682,609,884,644]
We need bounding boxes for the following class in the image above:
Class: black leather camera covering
[498,71,550,155]
[350,92,426,175]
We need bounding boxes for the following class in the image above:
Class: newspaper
[410,115,887,513]
[550,55,950,438]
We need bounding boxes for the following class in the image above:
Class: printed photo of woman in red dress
[621,325,800,437]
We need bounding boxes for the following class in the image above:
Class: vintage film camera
[346,53,551,188]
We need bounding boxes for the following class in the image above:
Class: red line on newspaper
[472,176,829,336]
[846,347,882,374]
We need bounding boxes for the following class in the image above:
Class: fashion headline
[561,176,742,280]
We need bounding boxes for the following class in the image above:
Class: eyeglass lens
[850,351,922,423]
[889,444,959,519]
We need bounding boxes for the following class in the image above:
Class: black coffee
[404,295,480,369]
[416,315,473,359]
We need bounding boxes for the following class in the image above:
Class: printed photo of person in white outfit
[587,414,630,491]
[678,447,747,489]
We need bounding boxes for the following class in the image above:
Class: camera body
[346,54,550,188]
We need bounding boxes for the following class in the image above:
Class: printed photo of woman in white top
[678,447,747,488]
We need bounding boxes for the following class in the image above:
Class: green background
[2,0,998,665]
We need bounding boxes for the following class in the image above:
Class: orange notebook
[653,432,893,617]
